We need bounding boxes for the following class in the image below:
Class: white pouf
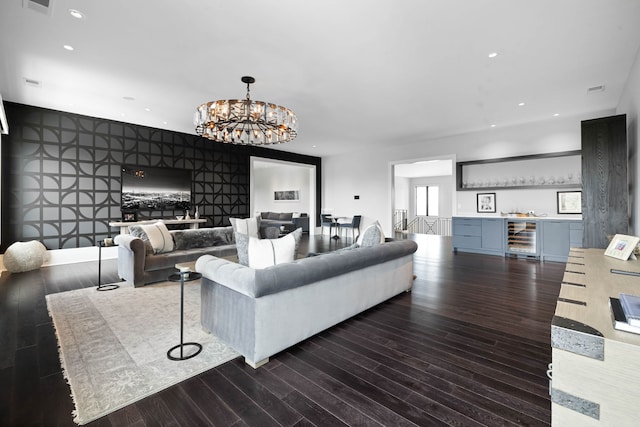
[3,241,48,273]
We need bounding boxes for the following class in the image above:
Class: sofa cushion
[172,227,234,250]
[277,212,293,221]
[136,221,174,254]
[145,244,237,271]
[357,221,385,247]
[229,217,261,238]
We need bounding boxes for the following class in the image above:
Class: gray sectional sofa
[114,226,236,287]
[259,212,309,234]
[195,239,418,368]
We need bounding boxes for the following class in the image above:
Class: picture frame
[274,190,300,201]
[605,234,640,260]
[557,191,582,214]
[477,193,496,213]
[121,211,138,222]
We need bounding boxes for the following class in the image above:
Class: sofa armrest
[114,234,144,251]
[196,255,257,297]
[113,234,147,285]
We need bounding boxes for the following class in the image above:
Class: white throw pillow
[247,232,296,269]
[229,217,260,238]
[138,221,174,254]
[356,220,386,247]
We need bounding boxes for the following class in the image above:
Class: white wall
[617,46,640,235]
[394,176,410,211]
[323,111,613,234]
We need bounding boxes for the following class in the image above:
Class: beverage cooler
[506,220,538,257]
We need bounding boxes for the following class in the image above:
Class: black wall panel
[1,102,320,251]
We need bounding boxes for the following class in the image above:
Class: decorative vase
[194,206,200,219]
[185,211,190,220]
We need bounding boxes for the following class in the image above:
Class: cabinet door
[481,219,504,250]
[542,221,570,259]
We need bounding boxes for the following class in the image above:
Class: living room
[2,1,640,426]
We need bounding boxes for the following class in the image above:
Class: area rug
[46,279,239,425]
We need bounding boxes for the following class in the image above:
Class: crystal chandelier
[194,76,298,145]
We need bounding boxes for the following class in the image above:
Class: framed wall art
[477,193,496,213]
[557,191,581,214]
[274,190,300,201]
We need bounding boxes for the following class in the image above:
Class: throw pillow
[248,232,296,269]
[229,217,260,238]
[128,225,154,254]
[234,232,250,266]
[236,227,303,267]
[138,221,174,254]
[357,220,385,247]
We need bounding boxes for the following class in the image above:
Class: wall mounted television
[121,165,191,211]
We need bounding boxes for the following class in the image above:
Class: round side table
[166,271,203,361]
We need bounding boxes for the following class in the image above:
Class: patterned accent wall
[1,103,258,250]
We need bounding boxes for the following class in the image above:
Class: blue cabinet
[453,217,504,256]
[541,220,584,262]
[453,216,582,262]
[481,218,505,255]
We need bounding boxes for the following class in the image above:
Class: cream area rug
[46,279,239,425]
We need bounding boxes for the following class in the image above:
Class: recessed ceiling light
[490,124,497,128]
[553,113,560,117]
[488,52,498,58]
[162,121,168,125]
[63,45,74,51]
[69,9,84,19]
[144,107,152,112]
[518,102,525,107]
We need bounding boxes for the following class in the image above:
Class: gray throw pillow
[235,232,250,266]
[127,225,154,254]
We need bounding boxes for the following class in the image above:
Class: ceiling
[1,0,640,157]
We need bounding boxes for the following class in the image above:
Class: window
[416,185,439,216]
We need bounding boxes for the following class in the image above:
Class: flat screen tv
[121,165,191,211]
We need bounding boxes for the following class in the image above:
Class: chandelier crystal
[194,76,298,145]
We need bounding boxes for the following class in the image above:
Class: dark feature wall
[1,102,321,251]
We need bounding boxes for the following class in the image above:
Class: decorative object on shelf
[122,211,138,222]
[557,191,582,214]
[604,234,640,260]
[477,193,496,213]
[194,76,298,145]
[185,211,191,220]
[194,206,200,219]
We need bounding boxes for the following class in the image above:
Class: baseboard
[0,245,118,272]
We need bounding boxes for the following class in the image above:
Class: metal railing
[405,216,452,236]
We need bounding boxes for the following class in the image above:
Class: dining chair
[321,214,334,237]
[339,215,361,240]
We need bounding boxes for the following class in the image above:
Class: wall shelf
[456,150,582,191]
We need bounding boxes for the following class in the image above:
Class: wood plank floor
[0,233,564,426]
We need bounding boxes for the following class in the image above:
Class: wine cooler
[506,220,538,257]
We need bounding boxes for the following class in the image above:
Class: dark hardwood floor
[0,233,564,426]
